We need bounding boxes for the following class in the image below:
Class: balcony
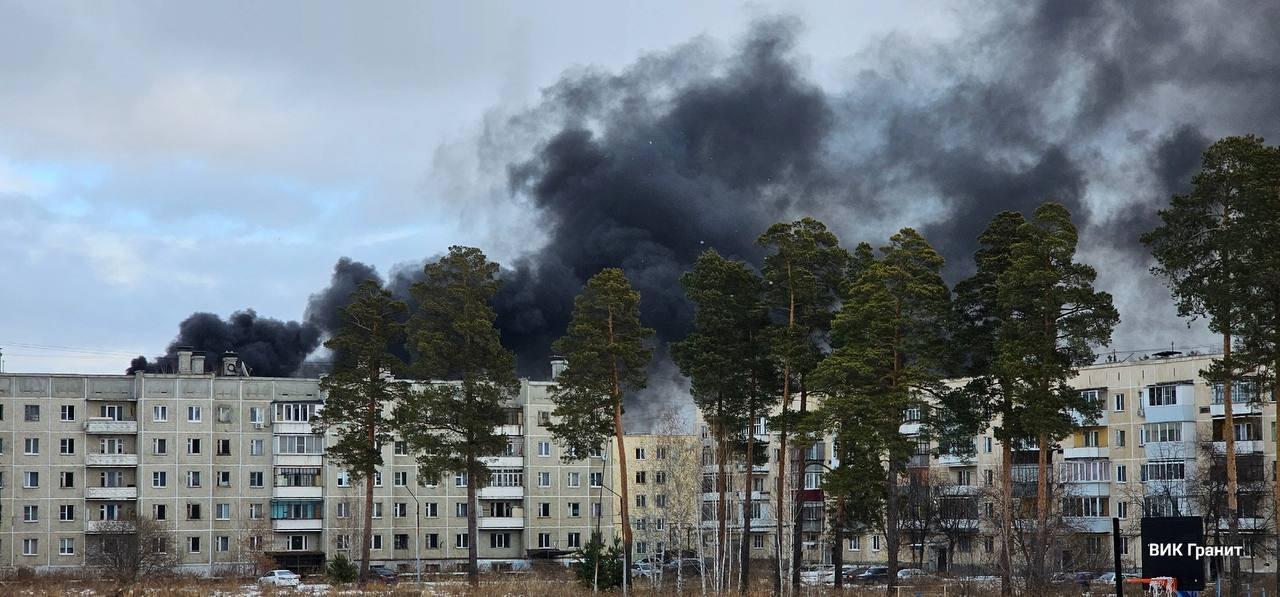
[84,418,138,434]
[478,486,524,499]
[85,520,136,534]
[478,515,525,529]
[481,456,524,469]
[1212,440,1263,455]
[272,518,323,532]
[272,422,313,435]
[273,454,323,467]
[1210,402,1262,418]
[1066,517,1112,533]
[938,454,975,467]
[497,424,524,436]
[86,453,139,467]
[1063,447,1108,459]
[86,487,138,500]
[899,422,923,436]
[273,486,323,499]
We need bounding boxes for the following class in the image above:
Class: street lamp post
[403,483,423,584]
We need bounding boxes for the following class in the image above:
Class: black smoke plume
[128,310,321,377]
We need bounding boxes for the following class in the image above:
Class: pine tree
[757,217,848,591]
[312,279,409,583]
[1144,136,1280,592]
[997,203,1117,590]
[671,249,778,593]
[548,268,654,579]
[394,246,518,586]
[812,228,951,595]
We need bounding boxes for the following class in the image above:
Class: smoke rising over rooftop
[138,2,1279,418]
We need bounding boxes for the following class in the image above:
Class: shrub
[327,553,359,584]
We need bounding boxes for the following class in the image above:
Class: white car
[259,569,301,587]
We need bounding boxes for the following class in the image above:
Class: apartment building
[669,351,1278,578]
[0,354,616,576]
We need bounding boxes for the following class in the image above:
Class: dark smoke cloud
[128,310,321,377]
[303,257,385,337]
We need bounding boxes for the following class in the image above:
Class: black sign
[1141,516,1205,591]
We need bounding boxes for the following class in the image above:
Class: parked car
[259,569,301,587]
[898,568,932,583]
[1092,572,1139,587]
[369,565,399,584]
[800,564,835,585]
[631,561,660,579]
[1053,571,1097,587]
[663,558,704,576]
[854,566,890,584]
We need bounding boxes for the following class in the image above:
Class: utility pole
[404,484,423,584]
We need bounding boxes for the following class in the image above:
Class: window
[1062,460,1110,482]
[635,471,647,484]
[426,534,440,549]
[849,535,861,551]
[1148,385,1178,406]
[455,472,468,487]
[804,471,823,490]
[59,538,75,556]
[567,472,580,487]
[188,536,201,553]
[567,533,581,548]
[24,438,38,455]
[1118,501,1129,519]
[187,503,202,520]
[636,494,647,507]
[249,471,264,488]
[215,503,231,520]
[249,503,262,519]
[215,536,230,552]
[153,438,167,455]
[751,502,763,519]
[636,541,648,555]
[336,502,350,518]
[1082,430,1100,447]
[24,505,39,522]
[656,494,668,508]
[568,502,581,517]
[591,502,603,518]
[275,402,317,423]
[538,533,552,548]
[491,469,523,487]
[59,405,75,421]
[394,472,408,487]
[25,404,40,422]
[1116,430,1126,447]
[393,441,408,455]
[654,471,667,484]
[1062,497,1109,518]
[455,534,468,549]
[372,502,383,519]
[249,407,265,424]
[186,471,201,488]
[24,471,39,488]
[216,439,231,456]
[635,447,646,460]
[984,469,994,487]
[425,502,438,517]
[1114,393,1125,411]
[394,534,409,550]
[455,503,468,517]
[336,470,350,487]
[1116,465,1127,483]
[60,472,74,488]
[537,411,550,426]
[187,406,201,423]
[490,533,511,548]
[538,441,551,457]
[538,502,551,517]
[187,438,201,454]
[153,405,168,422]
[22,539,37,556]
[154,504,167,520]
[537,472,551,487]
[984,437,993,453]
[1141,461,1187,481]
[590,472,603,487]
[1144,422,1182,443]
[336,534,351,550]
[250,439,264,456]
[217,471,231,487]
[872,536,881,551]
[59,438,75,455]
[394,502,408,518]
[275,434,325,454]
[153,471,167,488]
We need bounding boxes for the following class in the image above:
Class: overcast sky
[3,1,1272,375]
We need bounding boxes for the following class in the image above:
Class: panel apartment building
[0,353,616,575]
[703,351,1279,576]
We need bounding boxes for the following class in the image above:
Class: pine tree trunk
[1000,442,1013,597]
[885,460,899,597]
[740,415,755,594]
[832,499,844,590]
[361,472,374,583]
[1223,332,1240,594]
[717,425,728,592]
[775,365,790,594]
[1035,433,1049,591]
[790,381,808,589]
[467,466,479,586]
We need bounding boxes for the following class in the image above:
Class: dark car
[663,558,704,576]
[369,566,399,584]
[854,566,890,584]
[1053,571,1096,587]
